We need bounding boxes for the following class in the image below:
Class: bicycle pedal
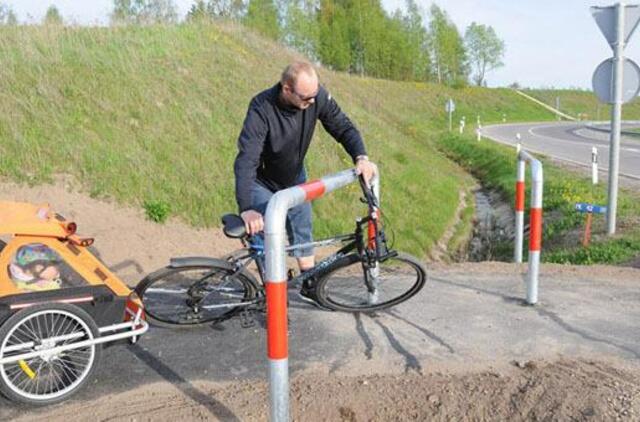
[287,268,294,280]
[239,308,256,328]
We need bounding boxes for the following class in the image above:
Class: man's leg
[285,201,314,270]
[286,201,329,308]
[297,255,315,271]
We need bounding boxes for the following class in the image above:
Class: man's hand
[355,157,377,185]
[240,210,264,235]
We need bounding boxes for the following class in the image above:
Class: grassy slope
[0,23,580,256]
[438,132,640,264]
[525,89,640,120]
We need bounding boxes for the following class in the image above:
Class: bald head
[281,61,318,86]
[280,61,320,110]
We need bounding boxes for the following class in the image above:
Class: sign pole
[607,1,625,235]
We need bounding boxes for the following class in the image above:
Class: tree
[211,0,246,19]
[245,0,280,39]
[44,5,63,25]
[317,0,351,71]
[282,0,319,59]
[111,0,178,25]
[401,0,430,80]
[464,22,505,86]
[186,0,246,21]
[0,3,17,25]
[427,4,468,85]
[186,0,212,21]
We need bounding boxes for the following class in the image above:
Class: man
[234,61,376,305]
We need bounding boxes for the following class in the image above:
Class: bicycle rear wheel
[316,252,426,312]
[136,262,258,327]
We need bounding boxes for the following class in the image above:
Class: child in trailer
[9,244,62,292]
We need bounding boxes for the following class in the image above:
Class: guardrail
[264,167,379,422]
[514,149,543,305]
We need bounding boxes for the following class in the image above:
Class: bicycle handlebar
[358,174,379,210]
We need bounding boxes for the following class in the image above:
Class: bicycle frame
[218,209,393,297]
[185,176,392,312]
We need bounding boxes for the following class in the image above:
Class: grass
[524,88,640,121]
[2,22,640,259]
[0,23,560,257]
[437,132,640,264]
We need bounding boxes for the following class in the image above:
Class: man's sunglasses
[290,86,318,102]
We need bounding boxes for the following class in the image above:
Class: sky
[7,0,640,89]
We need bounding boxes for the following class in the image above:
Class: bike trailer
[0,201,148,405]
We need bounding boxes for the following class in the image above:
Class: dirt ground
[12,359,640,421]
[2,179,640,421]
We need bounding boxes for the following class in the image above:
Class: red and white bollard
[514,150,543,305]
[264,168,379,421]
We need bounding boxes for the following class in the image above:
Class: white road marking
[482,123,640,180]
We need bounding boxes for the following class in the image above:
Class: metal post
[514,158,526,263]
[514,150,543,305]
[592,147,599,185]
[476,125,482,141]
[264,168,380,421]
[607,2,625,235]
[527,157,543,305]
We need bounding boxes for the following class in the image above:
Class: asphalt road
[2,264,638,420]
[482,121,640,180]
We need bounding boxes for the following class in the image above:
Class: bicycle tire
[136,262,259,327]
[315,252,426,312]
[0,303,102,405]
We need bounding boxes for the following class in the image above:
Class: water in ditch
[467,189,515,262]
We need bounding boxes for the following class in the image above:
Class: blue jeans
[251,169,313,258]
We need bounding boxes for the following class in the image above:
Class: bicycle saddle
[221,214,246,238]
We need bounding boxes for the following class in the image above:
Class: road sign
[445,98,455,113]
[590,2,640,236]
[591,4,640,49]
[575,203,607,214]
[592,57,640,103]
[446,98,455,131]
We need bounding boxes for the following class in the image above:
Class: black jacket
[234,83,366,212]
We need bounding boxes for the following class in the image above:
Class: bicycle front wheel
[316,252,426,312]
[136,262,258,327]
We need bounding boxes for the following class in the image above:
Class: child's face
[30,264,59,280]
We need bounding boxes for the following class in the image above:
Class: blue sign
[575,203,607,214]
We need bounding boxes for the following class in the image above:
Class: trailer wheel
[0,303,102,405]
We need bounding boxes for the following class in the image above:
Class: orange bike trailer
[0,201,147,405]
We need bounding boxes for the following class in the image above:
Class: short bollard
[575,203,607,247]
[514,149,543,305]
[591,147,598,185]
[264,168,380,421]
[476,126,482,141]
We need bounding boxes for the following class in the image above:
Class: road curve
[482,121,640,181]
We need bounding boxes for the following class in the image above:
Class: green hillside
[525,88,640,120]
[0,23,560,256]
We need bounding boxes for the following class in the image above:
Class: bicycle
[135,176,427,326]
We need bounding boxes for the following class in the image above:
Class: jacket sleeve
[234,99,268,213]
[317,86,367,161]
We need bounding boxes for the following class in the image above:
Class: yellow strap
[19,360,36,379]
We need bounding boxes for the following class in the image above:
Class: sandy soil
[2,179,640,421]
[13,359,640,421]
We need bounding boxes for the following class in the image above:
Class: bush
[143,200,171,223]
